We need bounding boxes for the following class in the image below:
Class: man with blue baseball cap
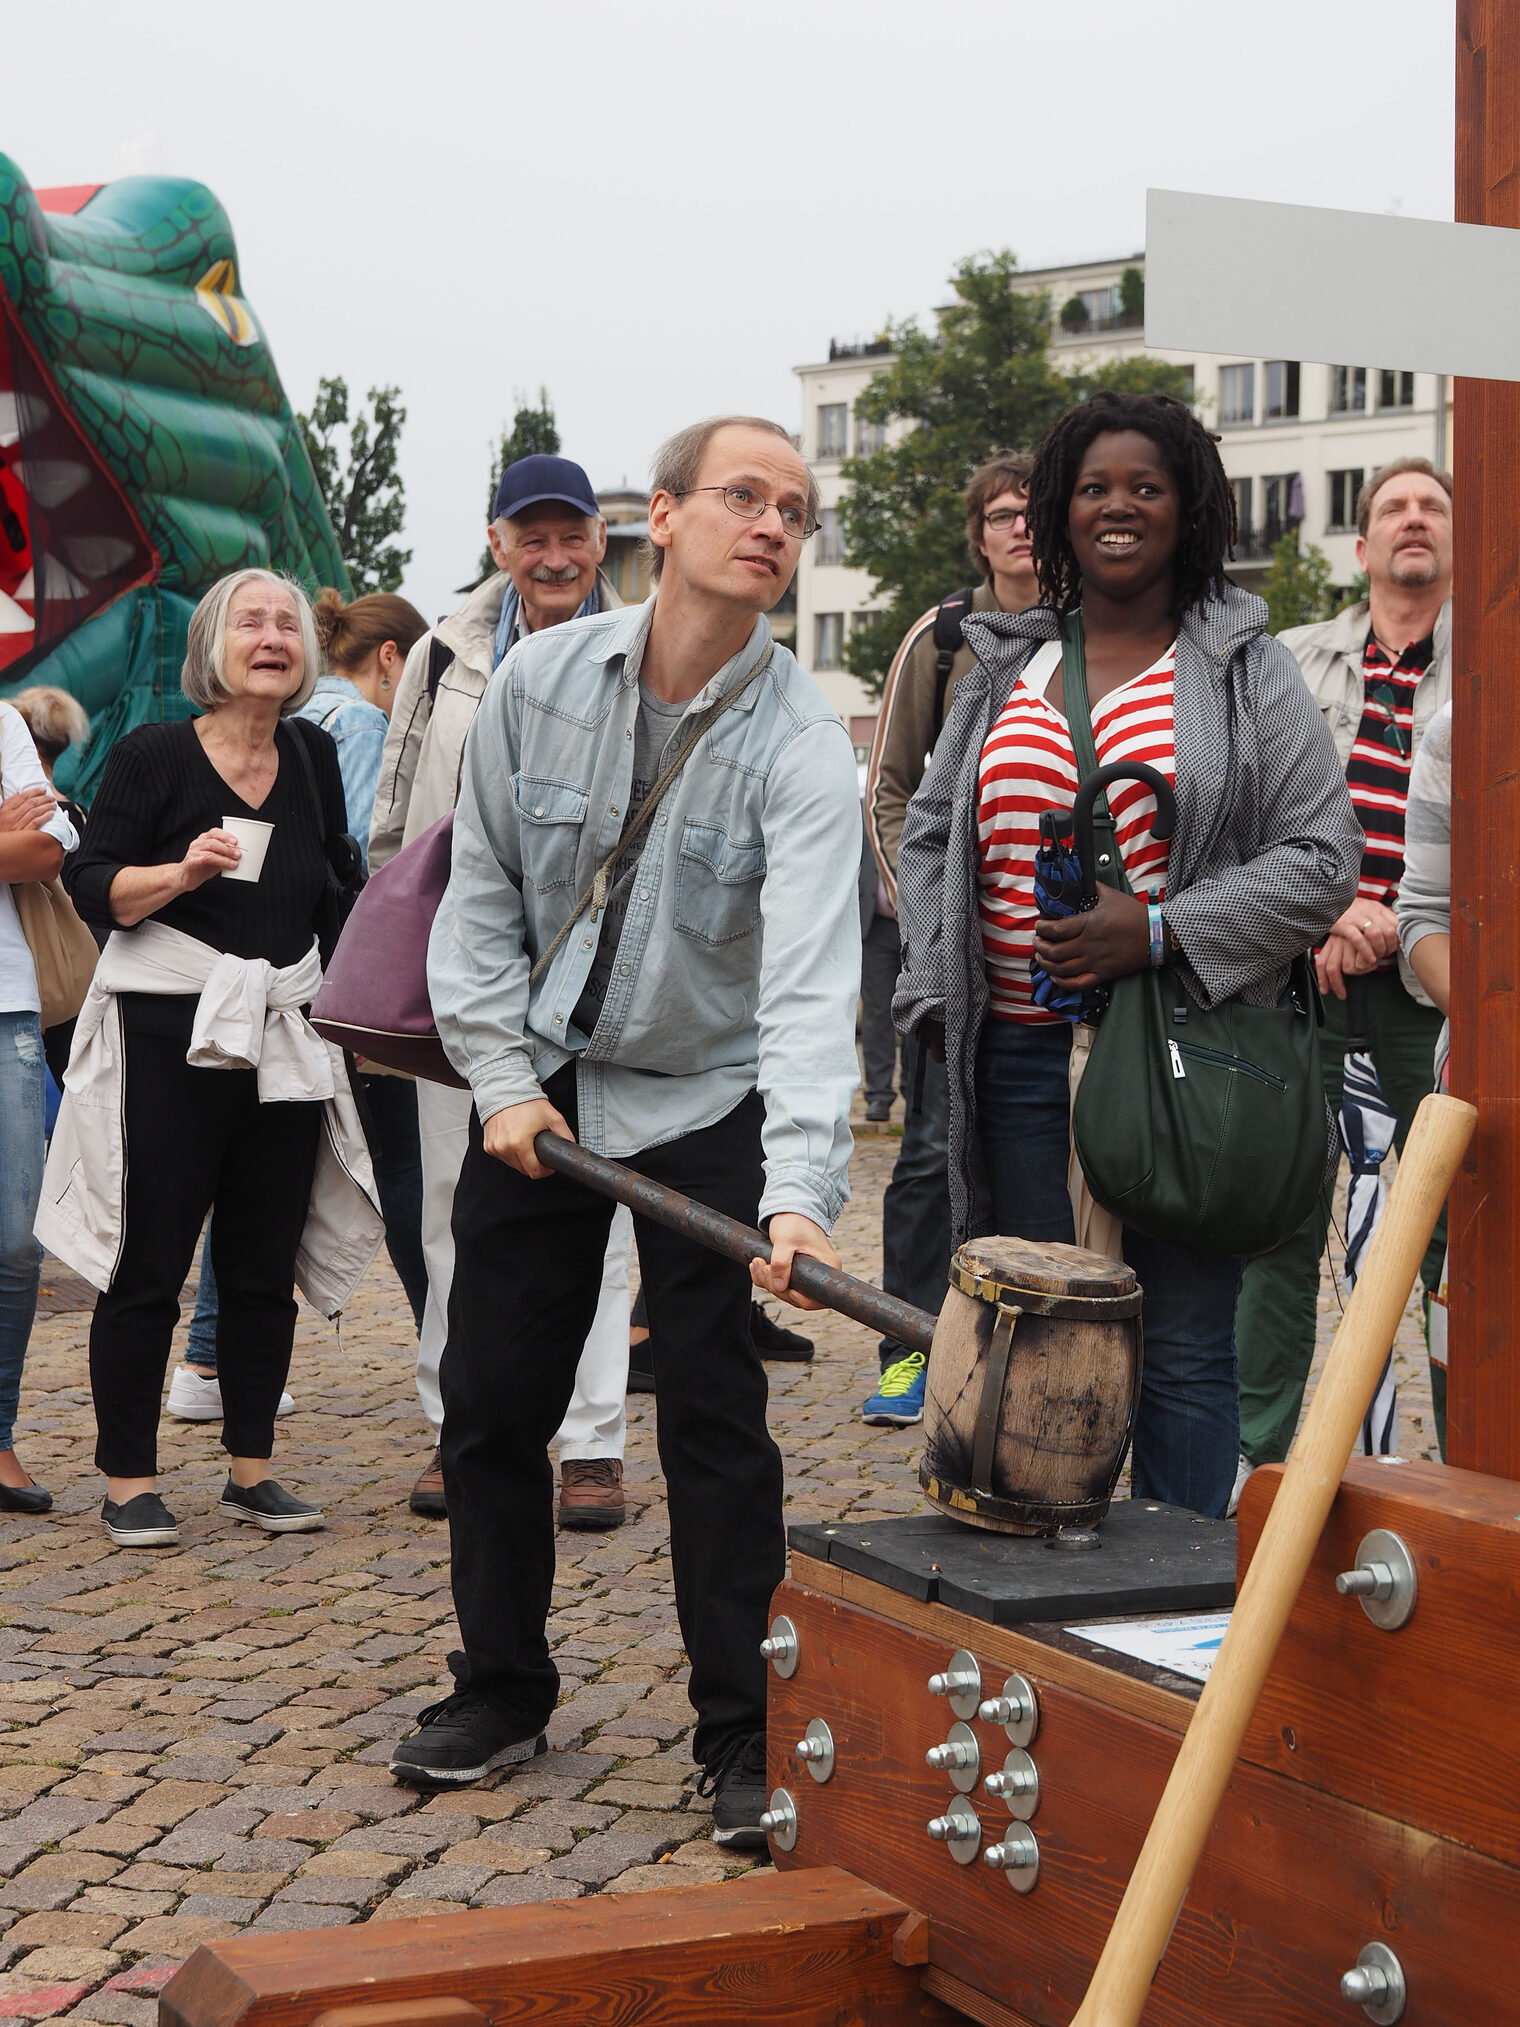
[372,454,628,1531]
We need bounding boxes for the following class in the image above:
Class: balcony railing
[828,337,894,361]
[1231,522,1299,562]
[1054,309,1145,339]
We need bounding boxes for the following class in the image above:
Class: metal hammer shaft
[532,1131,937,1355]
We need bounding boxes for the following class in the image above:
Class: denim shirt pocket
[515,774,590,892]
[673,820,767,946]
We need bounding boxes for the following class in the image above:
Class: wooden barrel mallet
[1069,1090,1476,2027]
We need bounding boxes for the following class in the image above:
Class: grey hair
[7,685,90,762]
[181,568,321,715]
[645,416,819,582]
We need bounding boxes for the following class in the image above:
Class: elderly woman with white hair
[53,568,380,1549]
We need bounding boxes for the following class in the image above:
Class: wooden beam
[157,1867,957,2027]
[1449,0,1520,1476]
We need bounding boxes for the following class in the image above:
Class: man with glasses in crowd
[1234,456,1454,1495]
[391,417,861,1851]
[860,452,1038,1427]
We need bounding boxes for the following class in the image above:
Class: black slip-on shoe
[749,1302,815,1363]
[101,1493,179,1547]
[699,1731,770,1849]
[218,1477,324,1534]
[0,1482,53,1515]
[389,1692,548,1787]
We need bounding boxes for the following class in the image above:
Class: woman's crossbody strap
[1058,615,1131,899]
[528,644,775,987]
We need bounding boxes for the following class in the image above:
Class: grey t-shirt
[572,683,688,1039]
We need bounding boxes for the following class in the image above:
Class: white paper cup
[221,815,274,884]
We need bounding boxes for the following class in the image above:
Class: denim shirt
[428,597,862,1231]
[296,676,387,868]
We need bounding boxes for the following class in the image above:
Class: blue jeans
[975,1016,1241,1519]
[878,1034,953,1367]
[187,1070,428,1367]
[0,1012,45,1453]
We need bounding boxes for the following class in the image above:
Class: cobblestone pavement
[0,1110,1435,2020]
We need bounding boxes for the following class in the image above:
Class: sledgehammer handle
[1070,1090,1475,2027]
[532,1132,937,1355]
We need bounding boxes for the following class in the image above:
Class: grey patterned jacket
[893,585,1363,1249]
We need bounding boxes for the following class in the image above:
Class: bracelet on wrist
[1147,898,1167,970]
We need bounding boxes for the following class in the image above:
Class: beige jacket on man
[1278,596,1451,771]
[370,568,621,870]
[866,581,1002,904]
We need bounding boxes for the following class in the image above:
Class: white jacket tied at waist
[35,920,384,1317]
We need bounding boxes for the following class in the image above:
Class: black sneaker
[698,1731,769,1849]
[389,1692,548,1787]
[101,1492,179,1547]
[218,1477,324,1534]
[750,1302,814,1364]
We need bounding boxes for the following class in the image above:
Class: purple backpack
[310,814,468,1087]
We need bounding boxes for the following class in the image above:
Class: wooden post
[1448,1,1520,1477]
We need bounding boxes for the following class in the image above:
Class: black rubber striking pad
[787,1500,1235,1623]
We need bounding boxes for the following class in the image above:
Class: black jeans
[89,1025,321,1476]
[441,1070,782,1766]
[877,1033,952,1368]
[860,914,902,1107]
[359,1074,427,1332]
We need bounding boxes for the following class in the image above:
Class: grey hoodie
[893,585,1361,1248]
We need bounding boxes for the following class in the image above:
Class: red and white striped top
[978,641,1177,1024]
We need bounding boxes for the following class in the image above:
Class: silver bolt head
[1342,1968,1387,2002]
[926,1815,953,1840]
[979,1697,1013,1723]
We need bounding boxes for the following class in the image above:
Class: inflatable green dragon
[0,154,348,801]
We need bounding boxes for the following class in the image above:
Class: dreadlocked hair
[1025,391,1237,619]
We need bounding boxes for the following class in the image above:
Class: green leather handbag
[1061,617,1330,1258]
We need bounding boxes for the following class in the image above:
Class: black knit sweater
[66,717,345,1034]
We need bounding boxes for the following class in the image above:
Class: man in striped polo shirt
[1235,457,1453,1483]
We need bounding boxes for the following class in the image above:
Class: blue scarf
[493,576,603,669]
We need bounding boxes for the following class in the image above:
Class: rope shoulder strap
[529,642,775,986]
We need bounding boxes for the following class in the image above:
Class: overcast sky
[10,1,1454,619]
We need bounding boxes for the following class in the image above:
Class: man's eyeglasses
[674,485,820,540]
[983,505,1032,531]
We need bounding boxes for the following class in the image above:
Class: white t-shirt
[0,702,81,1016]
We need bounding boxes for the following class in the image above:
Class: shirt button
[639,890,650,901]
[626,728,633,740]
[534,805,545,817]
[582,938,592,950]
[658,815,667,828]
[554,1014,563,1024]
[610,806,619,817]
[620,964,631,976]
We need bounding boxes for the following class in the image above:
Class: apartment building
[794,253,1449,750]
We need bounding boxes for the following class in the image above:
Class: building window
[1378,370,1416,410]
[1220,364,1255,426]
[818,509,845,565]
[1327,469,1364,532]
[1263,473,1303,538]
[815,612,844,669]
[1229,476,1254,543]
[1330,366,1367,414]
[1264,361,1300,420]
[855,414,885,455]
[817,404,848,457]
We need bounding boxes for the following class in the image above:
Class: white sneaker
[1227,1453,1252,1519]
[166,1368,295,1420]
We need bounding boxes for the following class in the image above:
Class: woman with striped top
[895,392,1360,1517]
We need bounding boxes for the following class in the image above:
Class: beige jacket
[370,569,622,870]
[865,582,1000,903]
[36,922,384,1316]
[1278,597,1452,770]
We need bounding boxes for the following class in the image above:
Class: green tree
[1118,264,1145,320]
[839,251,1195,694]
[1259,529,1337,633]
[298,377,411,595]
[478,390,562,577]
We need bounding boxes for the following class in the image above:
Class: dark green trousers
[1234,971,1446,1466]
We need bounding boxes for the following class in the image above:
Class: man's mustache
[529,563,583,585]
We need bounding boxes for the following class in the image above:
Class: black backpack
[931,587,978,728]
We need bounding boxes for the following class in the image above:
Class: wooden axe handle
[1069,1090,1475,2027]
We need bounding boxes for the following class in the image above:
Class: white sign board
[1145,189,1520,383]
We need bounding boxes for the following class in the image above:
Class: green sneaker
[862,1351,927,1426]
